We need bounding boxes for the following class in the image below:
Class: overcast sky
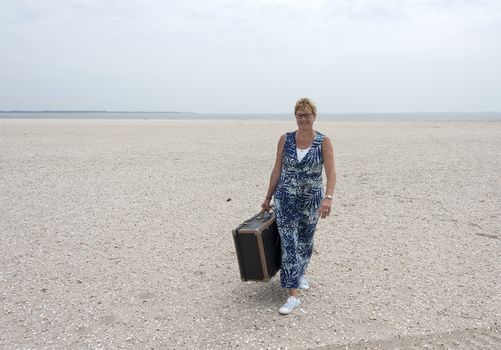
[1,0,500,113]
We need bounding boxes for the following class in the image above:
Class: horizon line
[1,110,501,115]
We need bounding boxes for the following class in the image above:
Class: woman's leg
[297,209,319,278]
[275,198,305,291]
[278,224,301,289]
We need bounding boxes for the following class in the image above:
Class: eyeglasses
[295,112,313,120]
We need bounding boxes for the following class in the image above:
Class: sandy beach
[0,119,500,349]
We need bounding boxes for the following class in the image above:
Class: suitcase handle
[258,206,275,221]
[241,206,275,226]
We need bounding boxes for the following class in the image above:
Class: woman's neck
[296,128,315,138]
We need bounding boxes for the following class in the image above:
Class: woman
[261,98,336,315]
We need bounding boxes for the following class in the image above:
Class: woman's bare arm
[319,136,336,218]
[262,134,286,211]
[322,136,336,196]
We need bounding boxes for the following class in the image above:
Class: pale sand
[0,119,500,350]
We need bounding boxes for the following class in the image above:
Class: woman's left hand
[319,198,332,219]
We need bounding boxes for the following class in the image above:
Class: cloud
[0,0,500,111]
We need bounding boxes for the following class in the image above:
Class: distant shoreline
[1,111,500,121]
[1,110,500,115]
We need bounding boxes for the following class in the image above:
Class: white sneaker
[278,296,301,315]
[299,276,309,290]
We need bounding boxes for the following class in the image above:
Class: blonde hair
[294,97,317,116]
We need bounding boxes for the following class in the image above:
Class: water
[1,112,500,121]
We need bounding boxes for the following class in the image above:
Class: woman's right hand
[261,198,272,213]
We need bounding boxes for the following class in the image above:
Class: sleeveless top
[274,130,325,212]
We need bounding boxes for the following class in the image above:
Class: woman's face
[295,109,316,129]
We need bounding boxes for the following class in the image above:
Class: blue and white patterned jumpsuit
[274,130,325,289]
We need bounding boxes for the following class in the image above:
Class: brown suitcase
[232,211,281,282]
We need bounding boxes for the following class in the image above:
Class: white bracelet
[324,195,333,200]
